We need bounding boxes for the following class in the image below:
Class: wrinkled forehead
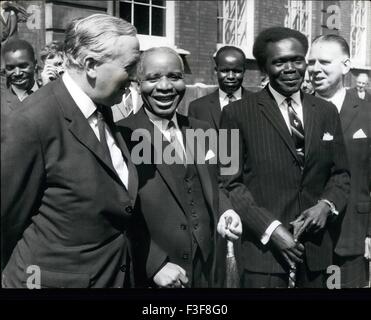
[142,50,184,73]
[310,40,347,60]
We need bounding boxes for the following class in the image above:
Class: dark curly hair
[253,27,308,71]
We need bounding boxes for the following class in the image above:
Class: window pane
[120,2,132,23]
[152,0,165,7]
[134,4,149,34]
[135,0,149,4]
[217,18,223,43]
[152,7,165,36]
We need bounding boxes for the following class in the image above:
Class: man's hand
[40,64,61,85]
[290,201,331,240]
[217,209,242,241]
[153,262,189,288]
[365,237,371,260]
[270,225,304,268]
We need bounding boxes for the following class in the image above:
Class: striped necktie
[286,97,305,165]
[167,120,186,166]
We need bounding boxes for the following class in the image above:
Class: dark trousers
[241,270,288,288]
[333,254,368,288]
[192,247,212,288]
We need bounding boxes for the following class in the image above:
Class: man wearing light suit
[188,46,252,130]
[119,47,242,288]
[1,14,140,288]
[220,27,350,288]
[308,34,371,288]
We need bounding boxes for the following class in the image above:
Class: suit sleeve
[320,106,351,216]
[187,101,197,118]
[1,111,45,269]
[219,106,279,239]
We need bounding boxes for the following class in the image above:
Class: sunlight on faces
[307,41,350,98]
[264,38,307,97]
[92,35,140,107]
[140,50,186,119]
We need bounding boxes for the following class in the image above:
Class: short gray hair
[137,47,184,80]
[64,14,137,70]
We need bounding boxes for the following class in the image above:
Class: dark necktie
[286,97,305,164]
[96,106,114,166]
[167,120,186,165]
[227,93,236,104]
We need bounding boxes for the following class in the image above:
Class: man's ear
[84,57,98,79]
[342,58,351,75]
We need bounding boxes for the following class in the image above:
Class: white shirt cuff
[261,220,282,245]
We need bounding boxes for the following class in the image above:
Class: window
[118,0,174,50]
[350,0,369,67]
[217,0,255,59]
[284,0,312,42]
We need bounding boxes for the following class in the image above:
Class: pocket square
[205,149,216,161]
[322,132,334,141]
[353,129,367,139]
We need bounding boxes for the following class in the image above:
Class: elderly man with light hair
[349,73,371,102]
[2,14,140,288]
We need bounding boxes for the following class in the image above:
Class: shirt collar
[315,87,346,113]
[11,80,39,101]
[62,71,97,119]
[145,108,180,131]
[219,87,242,101]
[268,84,301,107]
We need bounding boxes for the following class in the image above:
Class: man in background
[188,46,251,130]
[1,38,39,114]
[308,34,371,288]
[348,73,371,102]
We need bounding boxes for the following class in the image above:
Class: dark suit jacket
[333,92,371,256]
[1,78,138,288]
[188,87,251,130]
[347,87,371,102]
[118,108,232,287]
[219,87,350,273]
[1,85,21,116]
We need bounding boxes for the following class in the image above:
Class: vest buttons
[180,224,187,230]
[125,206,133,214]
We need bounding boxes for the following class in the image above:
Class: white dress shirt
[62,72,129,189]
[219,87,242,110]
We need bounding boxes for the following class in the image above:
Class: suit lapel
[178,114,214,211]
[53,79,126,187]
[340,92,359,134]
[258,88,300,162]
[302,93,316,160]
[208,90,222,130]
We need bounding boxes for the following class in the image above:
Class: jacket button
[180,224,187,230]
[193,224,198,230]
[183,254,189,260]
[125,206,133,214]
[120,265,127,272]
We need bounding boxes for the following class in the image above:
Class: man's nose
[157,76,172,90]
[14,67,22,75]
[226,70,235,78]
[283,61,296,72]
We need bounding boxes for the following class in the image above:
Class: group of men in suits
[189,28,370,288]
[1,14,242,288]
[1,13,370,288]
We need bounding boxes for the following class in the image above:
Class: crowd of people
[1,13,370,289]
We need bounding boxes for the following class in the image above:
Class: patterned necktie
[286,97,305,164]
[96,106,114,166]
[227,93,236,104]
[167,120,186,165]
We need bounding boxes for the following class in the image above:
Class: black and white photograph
[1,0,370,311]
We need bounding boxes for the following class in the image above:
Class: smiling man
[118,47,242,288]
[188,46,251,130]
[2,14,140,288]
[1,38,39,114]
[219,27,350,288]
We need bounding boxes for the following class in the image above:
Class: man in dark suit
[119,47,242,288]
[348,73,371,102]
[188,46,251,130]
[220,27,350,288]
[1,14,140,288]
[308,34,371,288]
[1,38,39,115]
